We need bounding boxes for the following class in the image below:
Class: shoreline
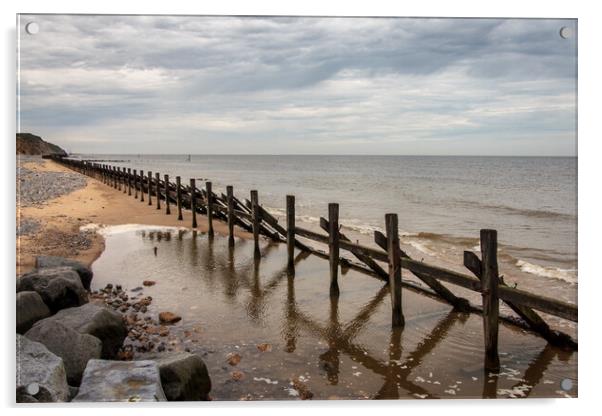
[17,158,252,275]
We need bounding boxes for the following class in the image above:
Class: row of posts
[86,161,501,372]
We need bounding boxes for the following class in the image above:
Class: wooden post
[122,168,127,193]
[386,213,404,327]
[176,176,183,220]
[481,229,500,372]
[190,178,197,228]
[127,168,132,196]
[133,169,138,199]
[113,167,117,188]
[227,186,235,246]
[147,171,152,206]
[250,190,260,257]
[164,174,171,215]
[328,203,340,296]
[206,181,214,237]
[155,172,161,210]
[140,169,144,202]
[286,195,295,271]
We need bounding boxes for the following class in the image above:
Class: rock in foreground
[25,319,102,386]
[150,352,211,401]
[17,267,87,313]
[16,334,69,402]
[35,255,93,290]
[16,291,51,334]
[73,360,166,402]
[47,303,127,358]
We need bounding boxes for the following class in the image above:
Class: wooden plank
[227,185,235,246]
[386,214,404,327]
[498,286,577,322]
[147,171,153,206]
[463,251,576,349]
[481,229,500,372]
[190,178,197,228]
[127,168,132,196]
[164,174,171,215]
[206,181,214,237]
[328,203,340,296]
[176,176,183,220]
[321,217,388,280]
[374,230,470,311]
[251,190,260,256]
[296,226,329,244]
[287,195,295,271]
[401,258,482,292]
[155,172,161,210]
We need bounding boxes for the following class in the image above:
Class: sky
[17,15,577,155]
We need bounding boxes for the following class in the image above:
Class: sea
[76,154,577,302]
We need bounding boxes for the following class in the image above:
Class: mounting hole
[559,26,572,39]
[25,22,39,35]
[561,378,573,391]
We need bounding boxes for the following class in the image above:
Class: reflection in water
[91,227,577,400]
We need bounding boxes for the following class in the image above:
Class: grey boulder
[35,255,93,290]
[149,352,211,401]
[73,360,166,402]
[17,267,88,313]
[16,334,69,402]
[47,303,127,358]
[16,291,50,334]
[25,319,102,386]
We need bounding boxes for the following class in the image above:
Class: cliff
[16,133,67,156]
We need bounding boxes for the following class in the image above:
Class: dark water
[78,154,577,304]
[90,225,577,400]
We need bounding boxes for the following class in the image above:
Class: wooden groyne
[54,157,578,372]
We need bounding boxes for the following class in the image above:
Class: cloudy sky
[17,15,577,155]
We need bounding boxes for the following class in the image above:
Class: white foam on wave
[407,241,438,257]
[516,259,577,284]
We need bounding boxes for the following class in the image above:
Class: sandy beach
[17,157,252,275]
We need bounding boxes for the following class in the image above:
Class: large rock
[16,291,51,334]
[46,303,127,358]
[35,255,93,290]
[17,267,88,313]
[25,319,102,386]
[16,334,69,402]
[150,352,211,401]
[72,360,166,402]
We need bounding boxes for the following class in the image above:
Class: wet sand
[17,159,252,274]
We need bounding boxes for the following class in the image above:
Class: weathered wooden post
[140,169,145,202]
[122,168,127,193]
[118,167,123,191]
[155,172,161,210]
[481,229,500,372]
[226,185,235,246]
[190,179,197,228]
[133,169,138,199]
[328,203,340,296]
[286,195,296,272]
[147,171,153,206]
[251,190,260,257]
[164,174,171,215]
[127,168,132,196]
[176,176,183,220]
[386,213,404,327]
[206,181,214,237]
[113,167,117,188]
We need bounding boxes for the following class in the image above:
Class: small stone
[143,280,156,286]
[226,352,241,366]
[159,312,181,325]
[257,343,272,352]
[231,371,245,381]
[131,287,143,292]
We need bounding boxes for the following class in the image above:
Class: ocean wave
[515,260,577,284]
[460,201,575,221]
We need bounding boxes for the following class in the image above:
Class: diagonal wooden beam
[375,230,470,311]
